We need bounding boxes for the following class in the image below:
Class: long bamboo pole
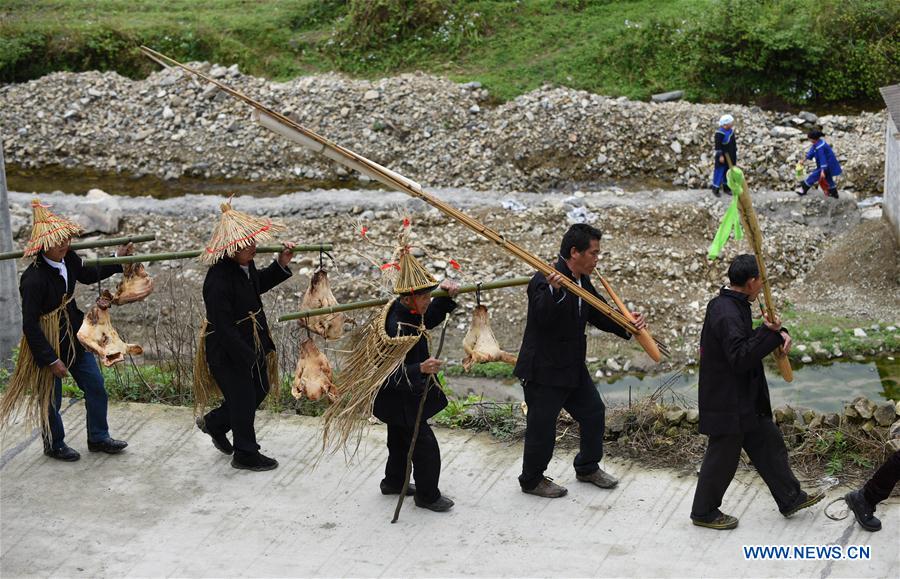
[593,269,661,362]
[87,243,333,266]
[140,47,668,361]
[0,233,157,261]
[278,276,531,322]
[724,156,793,382]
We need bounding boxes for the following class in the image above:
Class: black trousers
[519,379,606,490]
[384,422,442,504]
[204,357,271,460]
[863,450,900,507]
[691,416,801,520]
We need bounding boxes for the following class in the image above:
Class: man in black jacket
[514,223,646,498]
[691,254,823,530]
[20,237,133,461]
[197,240,294,471]
[373,254,459,513]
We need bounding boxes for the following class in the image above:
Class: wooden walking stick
[593,269,661,362]
[139,47,669,362]
[724,155,793,382]
[392,317,449,523]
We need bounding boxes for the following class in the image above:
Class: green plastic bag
[707,167,745,260]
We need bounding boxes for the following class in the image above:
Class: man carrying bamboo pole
[0,199,132,461]
[373,250,459,512]
[193,201,294,472]
[690,254,823,530]
[515,223,646,498]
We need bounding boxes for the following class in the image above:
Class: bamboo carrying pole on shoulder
[724,155,793,382]
[278,276,532,322]
[0,233,157,261]
[140,47,668,362]
[87,243,333,266]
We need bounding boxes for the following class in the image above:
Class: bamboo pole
[0,233,158,261]
[278,276,531,322]
[140,47,668,361]
[593,269,662,362]
[87,243,333,266]
[725,156,793,382]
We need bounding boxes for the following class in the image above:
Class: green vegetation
[445,361,516,379]
[814,430,874,475]
[2,0,896,107]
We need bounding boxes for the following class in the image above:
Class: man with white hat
[711,114,737,197]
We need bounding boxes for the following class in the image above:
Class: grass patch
[444,361,516,379]
[2,0,895,107]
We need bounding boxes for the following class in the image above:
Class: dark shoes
[231,453,278,472]
[845,489,881,532]
[413,494,454,512]
[796,183,811,196]
[828,187,839,199]
[43,443,81,462]
[87,438,128,454]
[380,479,416,496]
[576,468,619,489]
[711,186,722,198]
[692,511,739,530]
[522,476,568,498]
[781,490,825,517]
[196,416,233,455]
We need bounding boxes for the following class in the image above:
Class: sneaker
[828,188,839,199]
[844,489,881,532]
[795,183,810,196]
[576,468,619,489]
[413,495,454,512]
[692,511,739,530]
[380,479,416,496]
[87,438,128,454]
[231,453,278,472]
[521,476,568,498]
[781,490,825,517]
[196,416,233,455]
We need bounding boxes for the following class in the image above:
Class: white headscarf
[718,114,734,127]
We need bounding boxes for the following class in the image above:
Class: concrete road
[1,400,896,577]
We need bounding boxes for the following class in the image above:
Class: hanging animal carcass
[462,304,518,371]
[77,291,143,366]
[297,268,345,340]
[292,337,337,401]
[112,262,154,305]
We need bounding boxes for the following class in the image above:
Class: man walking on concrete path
[514,223,646,498]
[194,200,294,472]
[691,254,823,529]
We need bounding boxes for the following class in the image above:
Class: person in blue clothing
[796,130,841,198]
[711,114,737,198]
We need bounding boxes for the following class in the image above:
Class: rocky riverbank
[0,66,887,196]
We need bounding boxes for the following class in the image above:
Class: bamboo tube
[594,269,662,362]
[278,276,531,322]
[725,156,793,382]
[87,243,333,266]
[0,233,157,261]
[139,47,668,361]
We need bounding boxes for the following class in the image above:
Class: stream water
[456,358,900,413]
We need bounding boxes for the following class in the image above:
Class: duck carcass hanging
[291,337,337,402]
[77,291,143,366]
[297,268,345,340]
[462,304,518,371]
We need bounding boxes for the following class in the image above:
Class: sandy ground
[1,401,897,578]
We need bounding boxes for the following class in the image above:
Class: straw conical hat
[23,198,83,257]
[201,199,285,264]
[393,249,438,295]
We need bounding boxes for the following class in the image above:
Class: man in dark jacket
[197,240,294,471]
[514,223,646,498]
[691,254,823,530]
[373,253,459,513]
[20,236,133,461]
